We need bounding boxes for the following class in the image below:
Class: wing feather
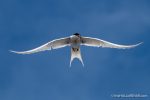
[81,37,142,49]
[10,37,70,54]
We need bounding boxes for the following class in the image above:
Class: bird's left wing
[10,37,70,54]
[81,37,142,49]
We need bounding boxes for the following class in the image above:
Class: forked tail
[70,48,84,67]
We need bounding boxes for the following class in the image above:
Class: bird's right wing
[10,37,70,54]
[81,37,142,49]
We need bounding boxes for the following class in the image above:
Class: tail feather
[70,48,84,67]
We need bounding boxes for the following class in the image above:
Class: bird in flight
[10,33,142,66]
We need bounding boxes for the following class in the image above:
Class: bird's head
[73,33,80,37]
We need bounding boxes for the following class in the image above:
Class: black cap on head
[73,33,80,36]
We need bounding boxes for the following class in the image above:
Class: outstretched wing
[10,37,70,54]
[81,37,142,49]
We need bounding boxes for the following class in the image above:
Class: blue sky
[0,0,150,100]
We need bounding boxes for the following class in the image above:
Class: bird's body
[10,33,142,66]
[70,34,81,47]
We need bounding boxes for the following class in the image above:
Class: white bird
[10,33,142,66]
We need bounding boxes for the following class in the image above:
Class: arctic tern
[10,33,142,66]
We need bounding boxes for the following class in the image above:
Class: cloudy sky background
[0,0,150,100]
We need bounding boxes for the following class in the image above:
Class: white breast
[70,35,81,47]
